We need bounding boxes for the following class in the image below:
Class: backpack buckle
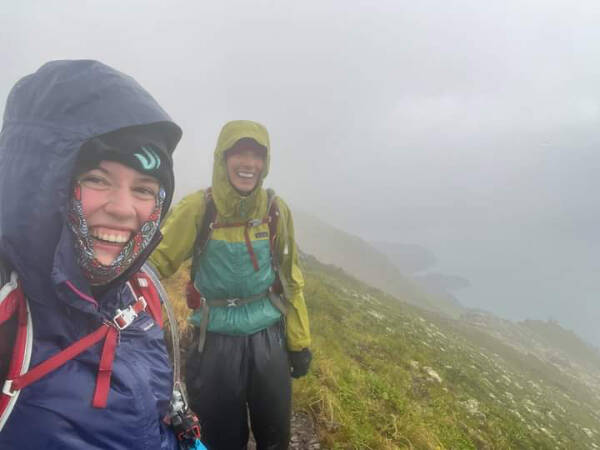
[2,379,16,397]
[226,298,240,307]
[113,298,146,330]
[248,219,261,228]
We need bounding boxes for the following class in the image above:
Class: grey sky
[2,0,600,345]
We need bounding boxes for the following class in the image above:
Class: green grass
[163,256,600,449]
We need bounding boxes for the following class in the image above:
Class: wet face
[225,144,266,194]
[77,160,160,265]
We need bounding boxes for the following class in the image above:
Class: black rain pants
[185,322,291,450]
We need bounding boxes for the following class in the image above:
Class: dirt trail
[248,411,321,450]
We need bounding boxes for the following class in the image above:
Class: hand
[288,348,312,378]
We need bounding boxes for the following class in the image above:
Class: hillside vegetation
[520,319,600,372]
[163,256,600,449]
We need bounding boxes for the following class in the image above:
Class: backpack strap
[190,188,217,279]
[0,271,33,431]
[186,189,288,352]
[265,189,280,271]
[128,272,163,328]
[1,272,162,412]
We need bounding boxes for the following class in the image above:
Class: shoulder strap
[2,276,156,412]
[128,272,163,328]
[0,273,32,430]
[266,189,281,270]
[190,188,217,279]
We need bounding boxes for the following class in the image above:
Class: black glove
[288,348,312,378]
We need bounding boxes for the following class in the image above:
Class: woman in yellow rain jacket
[150,120,311,449]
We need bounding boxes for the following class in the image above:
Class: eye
[78,174,111,190]
[132,184,159,199]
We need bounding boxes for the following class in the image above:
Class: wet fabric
[150,121,311,351]
[150,120,309,449]
[188,219,282,335]
[185,322,291,450]
[0,60,181,449]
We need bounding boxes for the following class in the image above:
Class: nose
[104,186,137,220]
[240,155,261,169]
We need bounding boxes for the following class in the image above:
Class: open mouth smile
[90,227,132,244]
[236,171,256,179]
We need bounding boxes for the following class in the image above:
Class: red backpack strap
[0,276,20,326]
[2,272,156,412]
[129,272,163,328]
[266,189,280,270]
[1,274,33,427]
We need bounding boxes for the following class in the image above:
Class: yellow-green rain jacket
[150,120,311,351]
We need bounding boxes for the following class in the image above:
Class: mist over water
[2,0,600,345]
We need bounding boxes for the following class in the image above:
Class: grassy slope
[163,257,600,449]
[519,319,600,371]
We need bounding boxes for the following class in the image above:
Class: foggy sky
[2,0,600,345]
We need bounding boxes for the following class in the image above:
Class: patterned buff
[68,183,166,286]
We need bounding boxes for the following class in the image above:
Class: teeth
[237,172,254,179]
[91,229,130,243]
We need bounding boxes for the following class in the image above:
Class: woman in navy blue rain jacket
[0,60,182,449]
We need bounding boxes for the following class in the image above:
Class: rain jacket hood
[0,60,181,307]
[0,60,181,449]
[212,120,270,221]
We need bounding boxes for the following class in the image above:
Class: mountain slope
[162,254,600,448]
[293,210,463,318]
[294,254,600,449]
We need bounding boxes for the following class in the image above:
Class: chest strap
[192,188,280,276]
[186,282,287,352]
[1,273,161,409]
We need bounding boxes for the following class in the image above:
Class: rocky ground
[248,411,321,450]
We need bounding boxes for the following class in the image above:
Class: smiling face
[225,142,266,194]
[77,160,160,265]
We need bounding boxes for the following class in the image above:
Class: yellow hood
[212,120,271,221]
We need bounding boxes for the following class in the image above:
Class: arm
[275,198,311,352]
[149,190,206,279]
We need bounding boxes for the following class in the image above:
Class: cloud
[3,0,600,344]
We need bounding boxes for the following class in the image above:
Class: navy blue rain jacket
[0,60,182,450]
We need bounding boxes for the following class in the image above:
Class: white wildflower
[462,399,480,415]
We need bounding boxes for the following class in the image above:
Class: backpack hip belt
[186,281,287,352]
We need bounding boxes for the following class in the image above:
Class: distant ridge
[293,210,464,317]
